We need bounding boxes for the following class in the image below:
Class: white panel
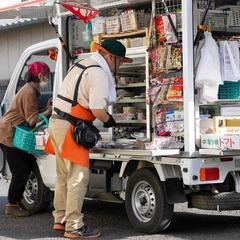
[182,0,195,155]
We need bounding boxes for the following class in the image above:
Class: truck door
[0,39,61,180]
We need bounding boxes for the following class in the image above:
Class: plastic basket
[218,81,240,100]
[13,114,49,155]
[217,5,240,26]
[197,9,230,31]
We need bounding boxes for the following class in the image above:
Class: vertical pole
[182,0,196,155]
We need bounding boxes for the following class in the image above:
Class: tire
[191,192,240,211]
[125,168,173,234]
[22,162,52,213]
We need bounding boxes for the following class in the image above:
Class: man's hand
[103,114,116,128]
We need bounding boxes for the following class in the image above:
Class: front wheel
[22,162,52,213]
[125,168,173,234]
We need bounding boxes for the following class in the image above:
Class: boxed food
[213,116,240,134]
[130,37,146,47]
[120,10,138,32]
[201,134,240,150]
[112,113,127,121]
[123,107,136,115]
[91,17,106,35]
[105,16,121,34]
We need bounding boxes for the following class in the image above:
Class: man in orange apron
[46,39,132,239]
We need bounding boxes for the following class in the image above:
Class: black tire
[125,168,173,234]
[22,162,52,213]
[191,192,240,211]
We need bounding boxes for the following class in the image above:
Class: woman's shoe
[5,203,31,217]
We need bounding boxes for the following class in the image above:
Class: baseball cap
[93,39,133,63]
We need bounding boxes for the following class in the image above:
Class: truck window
[16,48,57,110]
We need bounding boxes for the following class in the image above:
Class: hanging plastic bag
[195,31,222,87]
[202,83,219,102]
[219,40,240,81]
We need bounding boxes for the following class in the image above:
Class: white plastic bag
[219,40,240,81]
[195,31,222,87]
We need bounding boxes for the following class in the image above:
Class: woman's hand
[45,98,52,109]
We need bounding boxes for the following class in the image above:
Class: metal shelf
[92,0,151,10]
[116,120,146,124]
[117,83,145,88]
[97,28,148,41]
[117,98,146,103]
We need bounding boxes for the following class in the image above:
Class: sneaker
[64,225,100,239]
[5,203,31,217]
[53,222,66,231]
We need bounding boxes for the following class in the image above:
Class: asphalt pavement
[1,179,240,240]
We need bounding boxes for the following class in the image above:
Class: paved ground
[1,179,240,240]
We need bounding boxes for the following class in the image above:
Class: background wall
[0,22,56,82]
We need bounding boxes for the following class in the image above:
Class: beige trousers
[49,118,89,231]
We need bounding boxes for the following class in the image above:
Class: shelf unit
[91,0,151,10]
[113,46,150,142]
[95,28,149,44]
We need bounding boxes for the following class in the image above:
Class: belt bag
[73,120,101,149]
[54,107,100,149]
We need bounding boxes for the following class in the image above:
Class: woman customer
[0,61,52,217]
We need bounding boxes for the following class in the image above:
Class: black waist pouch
[73,121,101,149]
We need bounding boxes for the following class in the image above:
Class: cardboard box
[217,127,240,135]
[201,134,240,150]
[213,116,240,134]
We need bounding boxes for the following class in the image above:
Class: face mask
[40,81,48,88]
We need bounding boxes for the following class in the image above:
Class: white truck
[1,0,240,234]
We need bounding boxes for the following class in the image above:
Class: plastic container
[217,5,240,26]
[218,81,240,99]
[197,9,230,30]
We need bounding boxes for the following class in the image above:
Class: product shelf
[95,28,149,44]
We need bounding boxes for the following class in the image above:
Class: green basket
[13,114,49,155]
[218,81,240,100]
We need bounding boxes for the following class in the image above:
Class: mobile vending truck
[1,0,240,234]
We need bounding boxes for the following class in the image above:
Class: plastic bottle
[86,21,93,42]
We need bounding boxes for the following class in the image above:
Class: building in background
[0,0,56,100]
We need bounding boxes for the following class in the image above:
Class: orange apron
[45,104,95,168]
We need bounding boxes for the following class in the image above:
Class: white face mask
[40,81,48,88]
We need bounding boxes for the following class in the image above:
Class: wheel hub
[132,181,156,222]
[23,172,38,204]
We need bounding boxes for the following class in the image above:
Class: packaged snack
[167,77,183,100]
[155,16,166,42]
[158,78,171,101]
[171,47,182,69]
[162,14,178,44]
